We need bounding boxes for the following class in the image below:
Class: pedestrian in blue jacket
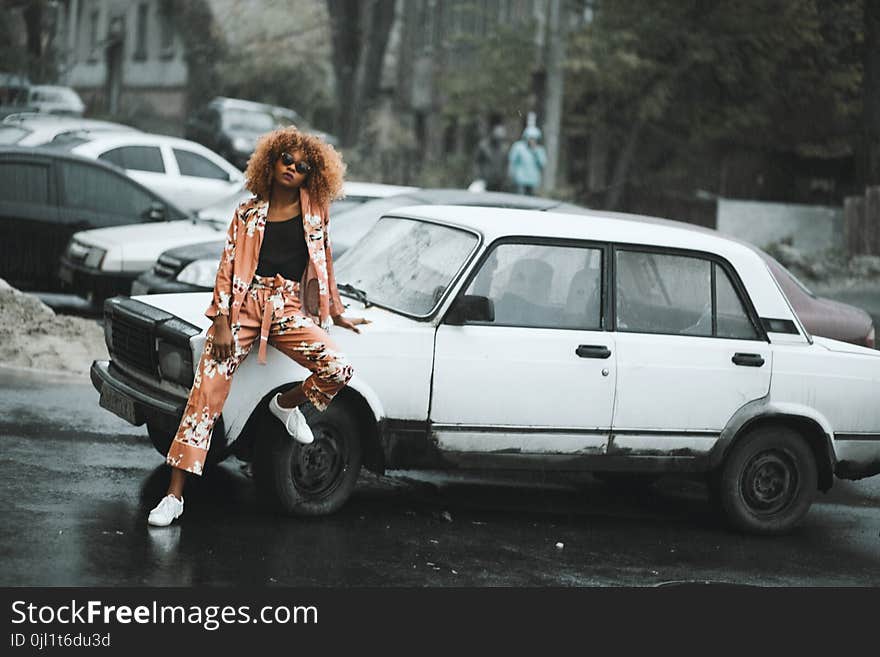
[507,126,547,195]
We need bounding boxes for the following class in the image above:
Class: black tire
[715,425,817,535]
[253,401,362,517]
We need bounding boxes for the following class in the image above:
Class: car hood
[811,335,880,357]
[74,220,224,271]
[134,293,423,337]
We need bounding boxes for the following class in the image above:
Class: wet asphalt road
[1,366,879,587]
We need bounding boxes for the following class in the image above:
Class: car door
[0,156,60,290]
[57,159,167,232]
[431,239,615,458]
[97,144,175,203]
[609,246,771,456]
[170,147,240,210]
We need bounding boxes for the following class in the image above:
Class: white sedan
[65,132,244,211]
[90,205,880,534]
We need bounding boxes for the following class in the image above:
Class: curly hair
[244,126,346,210]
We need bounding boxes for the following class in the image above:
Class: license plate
[58,264,73,284]
[99,385,140,425]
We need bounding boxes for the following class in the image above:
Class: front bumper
[59,257,140,300]
[90,359,186,427]
[131,270,209,296]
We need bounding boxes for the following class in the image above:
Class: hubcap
[740,449,799,515]
[291,425,346,496]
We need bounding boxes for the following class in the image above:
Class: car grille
[111,314,158,376]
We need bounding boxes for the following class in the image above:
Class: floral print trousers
[165,274,354,476]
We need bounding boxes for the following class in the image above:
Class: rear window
[173,148,229,179]
[99,146,165,173]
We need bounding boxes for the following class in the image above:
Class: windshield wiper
[337,283,372,308]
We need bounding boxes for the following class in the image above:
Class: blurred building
[53,0,190,124]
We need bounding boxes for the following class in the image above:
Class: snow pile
[0,278,108,376]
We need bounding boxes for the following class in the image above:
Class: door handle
[576,344,611,359]
[732,352,764,367]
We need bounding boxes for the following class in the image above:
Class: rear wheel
[253,402,362,516]
[714,425,817,535]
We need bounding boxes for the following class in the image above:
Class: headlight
[67,240,89,259]
[84,247,106,268]
[158,340,193,386]
[233,137,252,153]
[176,259,218,287]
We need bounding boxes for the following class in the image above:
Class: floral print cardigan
[204,187,345,332]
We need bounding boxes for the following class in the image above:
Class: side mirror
[445,294,494,325]
[144,202,166,222]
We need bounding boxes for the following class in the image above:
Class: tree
[326,0,396,146]
[565,0,864,209]
[862,0,880,185]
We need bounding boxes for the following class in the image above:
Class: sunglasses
[279,152,311,175]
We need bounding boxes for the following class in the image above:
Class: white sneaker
[269,393,314,444]
[148,494,184,527]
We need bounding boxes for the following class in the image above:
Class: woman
[148,126,368,526]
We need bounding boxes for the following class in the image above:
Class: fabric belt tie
[252,274,294,365]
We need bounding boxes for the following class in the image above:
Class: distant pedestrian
[508,126,546,196]
[473,124,509,192]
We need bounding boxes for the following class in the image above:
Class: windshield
[334,216,479,317]
[221,108,275,133]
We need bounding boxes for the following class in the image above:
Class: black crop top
[255,214,309,281]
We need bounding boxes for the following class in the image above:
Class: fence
[844,186,880,256]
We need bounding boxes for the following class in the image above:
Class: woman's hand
[209,315,234,360]
[332,314,371,334]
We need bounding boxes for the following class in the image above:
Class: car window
[173,148,229,180]
[464,242,603,330]
[59,161,157,221]
[716,265,758,339]
[99,146,165,173]
[616,249,758,339]
[616,250,712,336]
[220,108,275,132]
[0,162,50,204]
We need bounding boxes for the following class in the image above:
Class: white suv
[90,205,880,534]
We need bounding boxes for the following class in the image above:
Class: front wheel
[714,426,817,535]
[253,401,362,516]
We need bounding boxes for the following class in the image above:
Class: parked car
[91,204,880,533]
[54,132,245,211]
[128,189,876,349]
[64,181,417,304]
[0,147,188,292]
[133,189,581,294]
[23,85,85,116]
[186,96,338,170]
[0,113,138,146]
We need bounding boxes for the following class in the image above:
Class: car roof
[399,188,567,210]
[2,114,133,129]
[65,131,215,152]
[344,181,419,198]
[392,204,764,263]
